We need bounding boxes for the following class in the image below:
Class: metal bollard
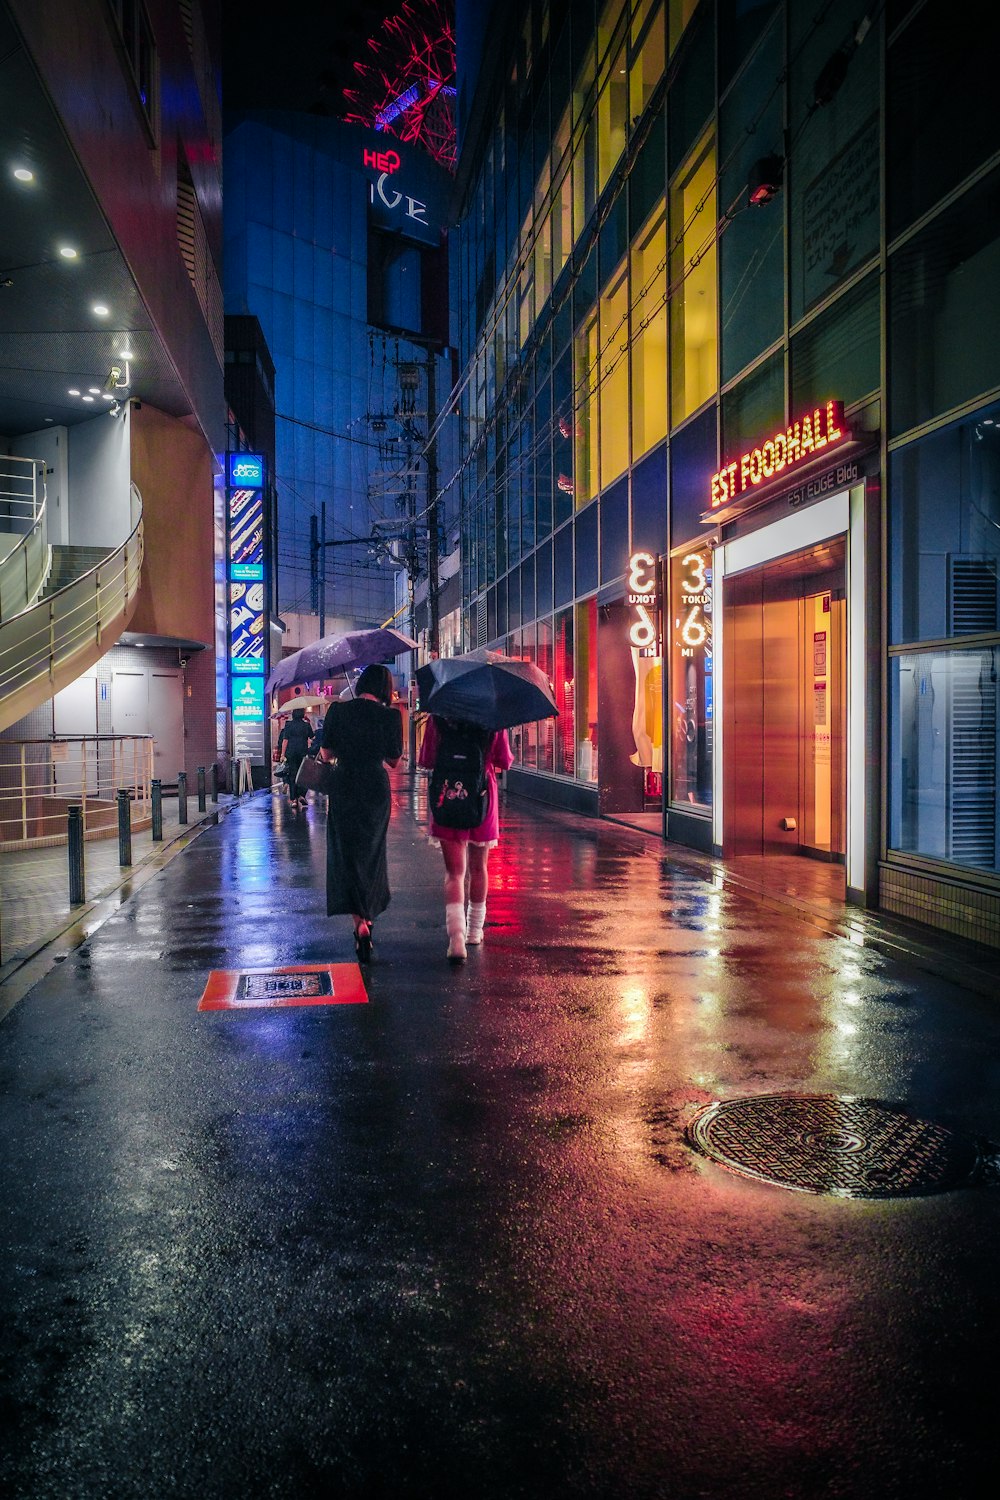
[230,757,239,794]
[67,804,86,905]
[177,771,188,824]
[117,789,132,866]
[210,762,219,803]
[197,765,206,812]
[151,778,163,841]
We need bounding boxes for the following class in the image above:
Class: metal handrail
[0,732,155,850]
[0,455,47,623]
[0,483,143,727]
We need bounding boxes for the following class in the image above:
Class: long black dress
[322,697,403,919]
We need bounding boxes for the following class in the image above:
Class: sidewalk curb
[0,794,252,1017]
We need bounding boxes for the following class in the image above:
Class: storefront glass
[554,606,575,775]
[889,647,999,874]
[575,599,599,783]
[669,544,713,809]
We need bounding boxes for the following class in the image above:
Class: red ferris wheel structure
[343,0,457,172]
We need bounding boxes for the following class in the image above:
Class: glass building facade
[224,110,454,628]
[452,0,1000,947]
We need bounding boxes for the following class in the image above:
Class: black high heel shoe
[354,922,373,963]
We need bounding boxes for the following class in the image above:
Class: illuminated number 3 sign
[628,551,659,653]
[679,551,710,656]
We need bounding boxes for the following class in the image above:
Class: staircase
[0,486,144,732]
[39,546,111,599]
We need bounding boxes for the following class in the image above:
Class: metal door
[149,670,184,784]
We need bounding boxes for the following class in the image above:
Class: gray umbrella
[266,626,417,694]
[416,649,559,730]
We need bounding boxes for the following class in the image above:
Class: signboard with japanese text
[226,454,269,762]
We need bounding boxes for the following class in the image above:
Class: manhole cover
[686,1094,984,1198]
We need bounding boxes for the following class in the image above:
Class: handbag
[295,754,330,793]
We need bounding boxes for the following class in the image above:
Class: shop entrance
[722,538,846,871]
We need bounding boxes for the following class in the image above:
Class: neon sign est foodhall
[709,400,848,510]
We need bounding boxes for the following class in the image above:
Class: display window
[575,599,599,783]
[554,606,576,775]
[669,544,713,809]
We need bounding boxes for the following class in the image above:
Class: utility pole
[425,354,439,656]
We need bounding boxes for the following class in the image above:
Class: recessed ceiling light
[59,245,78,259]
[88,386,101,394]
[101,392,114,401]
[92,303,110,316]
[119,347,135,359]
[81,395,94,402]
[13,167,34,182]
[45,417,53,423]
[68,388,80,396]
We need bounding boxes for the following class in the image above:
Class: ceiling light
[67,388,80,396]
[81,395,94,402]
[13,167,34,182]
[59,245,78,259]
[118,347,135,360]
[101,392,114,401]
[92,303,109,316]
[88,386,101,394]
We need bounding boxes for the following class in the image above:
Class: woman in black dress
[317,664,403,961]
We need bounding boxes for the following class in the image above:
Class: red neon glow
[362,147,401,174]
[709,400,848,509]
[343,0,456,172]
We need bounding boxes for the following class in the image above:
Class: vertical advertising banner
[226,452,267,762]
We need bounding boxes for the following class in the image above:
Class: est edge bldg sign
[226,451,268,762]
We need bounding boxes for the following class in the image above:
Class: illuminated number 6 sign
[627,551,660,655]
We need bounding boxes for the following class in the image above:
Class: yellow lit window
[598,36,628,192]
[630,203,668,460]
[574,310,599,506]
[669,132,717,426]
[599,259,630,488]
[552,161,573,281]
[630,2,665,124]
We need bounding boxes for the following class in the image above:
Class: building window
[107,0,158,139]
[889,401,1000,647]
[597,0,629,193]
[630,1,665,125]
[599,258,630,488]
[575,598,599,782]
[670,131,718,427]
[536,616,555,771]
[889,647,999,875]
[574,310,599,506]
[670,544,713,810]
[630,203,668,462]
[554,606,576,775]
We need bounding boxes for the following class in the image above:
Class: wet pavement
[2,773,999,1499]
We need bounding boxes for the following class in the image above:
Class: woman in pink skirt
[418,715,514,963]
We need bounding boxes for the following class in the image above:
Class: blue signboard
[232,674,265,721]
[230,561,264,583]
[227,451,264,488]
[232,656,265,676]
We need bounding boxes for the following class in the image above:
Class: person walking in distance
[418,714,513,963]
[275,706,313,809]
[317,664,402,962]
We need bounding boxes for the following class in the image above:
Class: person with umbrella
[415,650,557,964]
[417,713,514,965]
[275,706,313,809]
[316,663,403,962]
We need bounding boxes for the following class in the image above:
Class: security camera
[104,366,122,392]
[179,655,190,668]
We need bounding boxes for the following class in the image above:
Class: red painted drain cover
[198,964,368,1011]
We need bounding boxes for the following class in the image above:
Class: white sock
[466,900,487,944]
[446,902,466,961]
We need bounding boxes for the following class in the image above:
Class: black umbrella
[416,650,559,731]
[266,626,417,694]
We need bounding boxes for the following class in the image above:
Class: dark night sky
[222,0,403,116]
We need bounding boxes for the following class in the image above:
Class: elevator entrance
[722,538,846,867]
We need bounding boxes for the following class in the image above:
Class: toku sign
[627,551,660,657]
[709,400,848,510]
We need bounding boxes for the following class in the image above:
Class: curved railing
[0,483,144,732]
[0,455,47,623]
[0,733,154,850]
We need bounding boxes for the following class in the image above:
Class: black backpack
[429,719,490,829]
